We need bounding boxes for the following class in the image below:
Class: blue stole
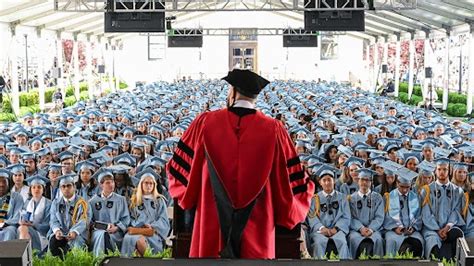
[388,189,419,227]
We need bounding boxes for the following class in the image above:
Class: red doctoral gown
[167,108,314,258]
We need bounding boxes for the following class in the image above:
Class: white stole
[26,197,46,225]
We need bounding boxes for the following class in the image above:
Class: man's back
[167,108,313,258]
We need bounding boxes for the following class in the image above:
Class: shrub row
[0,80,127,122]
[398,82,469,104]
[397,82,471,117]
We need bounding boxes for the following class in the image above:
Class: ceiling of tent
[0,0,472,41]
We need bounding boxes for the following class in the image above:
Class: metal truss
[140,27,346,36]
[373,0,417,10]
[54,0,106,12]
[55,0,416,12]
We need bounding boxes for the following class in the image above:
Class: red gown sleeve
[271,122,315,229]
[166,112,208,209]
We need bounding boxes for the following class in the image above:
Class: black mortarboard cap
[222,69,270,98]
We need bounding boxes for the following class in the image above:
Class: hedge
[396,83,422,97]
[409,95,423,106]
[19,105,41,117]
[0,79,127,122]
[448,92,467,105]
[45,88,56,103]
[12,81,123,109]
[1,97,12,113]
[399,82,408,93]
[33,247,171,266]
[0,112,16,122]
[446,103,467,117]
[119,81,128,90]
[396,82,473,116]
[398,92,409,104]
[80,91,89,101]
[64,96,78,107]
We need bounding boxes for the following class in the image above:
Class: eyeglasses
[61,184,73,189]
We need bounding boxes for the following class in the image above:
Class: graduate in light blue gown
[460,173,474,237]
[348,169,384,259]
[89,169,131,256]
[7,164,30,203]
[0,169,24,241]
[146,156,172,206]
[45,164,62,201]
[374,168,397,195]
[112,166,135,203]
[420,158,465,260]
[413,162,436,196]
[306,164,351,259]
[18,175,52,252]
[75,161,100,201]
[122,168,170,257]
[48,174,89,258]
[383,168,424,258]
[339,157,364,195]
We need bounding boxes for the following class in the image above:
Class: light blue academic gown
[157,173,172,206]
[348,191,385,258]
[0,192,24,241]
[335,179,343,191]
[460,193,474,237]
[76,185,100,202]
[48,195,89,248]
[159,186,172,207]
[121,197,170,256]
[89,192,131,256]
[383,189,424,257]
[306,190,351,259]
[339,182,358,196]
[420,182,465,257]
[21,197,52,251]
[115,186,134,203]
[374,184,382,194]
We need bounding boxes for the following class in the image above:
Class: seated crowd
[0,79,472,260]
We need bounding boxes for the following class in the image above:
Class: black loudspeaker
[457,238,474,266]
[98,65,106,74]
[425,67,433,78]
[168,30,203,48]
[304,0,365,31]
[283,30,318,47]
[168,36,203,48]
[104,0,165,33]
[382,64,388,74]
[0,240,32,266]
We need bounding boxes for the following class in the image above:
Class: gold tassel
[72,198,88,225]
[463,192,469,220]
[308,195,320,218]
[421,185,431,207]
[384,192,390,213]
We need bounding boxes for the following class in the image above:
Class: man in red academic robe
[167,69,314,259]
